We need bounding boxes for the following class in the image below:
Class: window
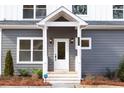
[72,5,87,15]
[23,5,46,19]
[17,38,43,64]
[81,38,91,49]
[36,5,46,18]
[23,5,34,18]
[113,5,123,19]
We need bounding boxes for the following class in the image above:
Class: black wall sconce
[49,38,52,44]
[70,38,74,43]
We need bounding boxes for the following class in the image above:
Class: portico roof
[37,6,88,27]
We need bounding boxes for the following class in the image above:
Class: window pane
[113,10,123,19]
[23,5,33,8]
[81,40,89,47]
[33,40,43,50]
[36,5,46,8]
[72,5,87,15]
[33,51,43,61]
[58,42,65,59]
[113,5,123,9]
[23,9,34,18]
[20,40,31,50]
[36,9,46,18]
[19,51,31,61]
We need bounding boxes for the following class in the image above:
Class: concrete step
[48,80,80,83]
[47,77,80,80]
[47,77,80,83]
[47,71,79,83]
[48,71,77,74]
[48,74,78,78]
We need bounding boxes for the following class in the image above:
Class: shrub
[4,50,14,76]
[118,58,124,82]
[105,67,116,80]
[18,69,29,76]
[32,69,43,78]
[84,74,96,80]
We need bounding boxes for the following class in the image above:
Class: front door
[54,39,69,71]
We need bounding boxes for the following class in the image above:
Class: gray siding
[82,30,124,75]
[47,27,77,71]
[2,29,43,75]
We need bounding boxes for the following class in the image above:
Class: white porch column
[43,26,48,77]
[0,28,1,75]
[77,26,81,79]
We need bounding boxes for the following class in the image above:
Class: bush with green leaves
[32,69,43,78]
[4,50,14,76]
[18,69,29,76]
[118,58,124,82]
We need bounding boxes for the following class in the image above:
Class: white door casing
[54,39,69,71]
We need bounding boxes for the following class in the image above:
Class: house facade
[0,5,124,83]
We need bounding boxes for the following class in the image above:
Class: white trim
[81,37,92,50]
[46,22,78,27]
[37,6,88,26]
[86,25,124,29]
[17,37,43,40]
[1,24,124,29]
[0,25,40,29]
[17,37,43,64]
[75,37,78,49]
[17,62,43,64]
[76,25,81,79]
[42,26,48,77]
[0,28,2,75]
[54,38,69,71]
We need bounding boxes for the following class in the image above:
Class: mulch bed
[81,80,124,86]
[0,76,51,86]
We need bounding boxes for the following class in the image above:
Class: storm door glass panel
[19,40,31,61]
[33,40,43,61]
[57,42,65,59]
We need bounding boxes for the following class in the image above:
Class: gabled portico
[37,6,88,82]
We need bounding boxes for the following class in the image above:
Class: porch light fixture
[49,38,52,44]
[70,38,74,43]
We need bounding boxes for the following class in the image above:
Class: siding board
[47,27,76,71]
[82,30,124,75]
[1,29,43,75]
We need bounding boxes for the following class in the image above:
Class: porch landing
[47,70,80,83]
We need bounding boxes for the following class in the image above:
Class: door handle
[55,54,56,61]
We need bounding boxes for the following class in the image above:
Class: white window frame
[23,5,46,20]
[17,37,43,64]
[81,37,92,50]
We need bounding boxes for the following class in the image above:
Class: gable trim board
[37,6,88,27]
